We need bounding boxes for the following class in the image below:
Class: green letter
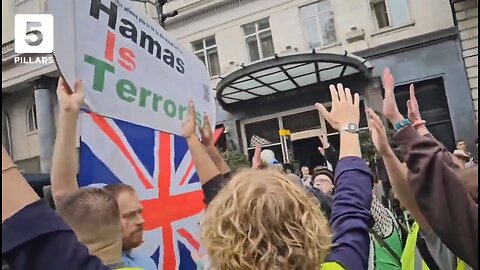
[116,79,137,102]
[139,87,152,107]
[163,99,177,118]
[152,93,163,112]
[84,55,115,92]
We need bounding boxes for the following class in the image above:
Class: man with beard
[50,78,156,270]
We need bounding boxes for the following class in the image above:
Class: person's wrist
[185,135,199,144]
[388,112,405,126]
[59,108,80,119]
[413,120,426,129]
[205,143,216,151]
[380,147,395,159]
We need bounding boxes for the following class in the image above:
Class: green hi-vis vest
[401,222,472,270]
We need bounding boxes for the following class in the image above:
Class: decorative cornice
[165,0,254,28]
[2,40,16,60]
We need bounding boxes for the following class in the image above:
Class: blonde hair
[201,169,332,270]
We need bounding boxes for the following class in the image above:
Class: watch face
[348,123,359,131]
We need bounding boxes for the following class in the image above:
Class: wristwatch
[339,123,359,134]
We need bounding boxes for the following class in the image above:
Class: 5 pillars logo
[14,14,55,64]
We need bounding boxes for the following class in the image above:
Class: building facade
[2,0,478,173]
[453,0,478,117]
[162,0,477,164]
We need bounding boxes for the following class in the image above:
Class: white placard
[48,0,216,134]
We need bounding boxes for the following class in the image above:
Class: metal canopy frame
[216,52,373,111]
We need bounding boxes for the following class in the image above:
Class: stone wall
[455,0,479,118]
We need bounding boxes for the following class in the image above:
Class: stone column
[34,77,56,173]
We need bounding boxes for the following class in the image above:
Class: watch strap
[393,119,411,131]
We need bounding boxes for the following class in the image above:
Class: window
[244,118,284,163]
[371,0,411,30]
[242,18,275,62]
[393,78,455,151]
[26,103,38,133]
[282,110,322,133]
[300,1,337,49]
[192,36,221,77]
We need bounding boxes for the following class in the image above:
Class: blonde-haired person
[183,83,373,269]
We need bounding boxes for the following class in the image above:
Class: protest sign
[48,0,216,135]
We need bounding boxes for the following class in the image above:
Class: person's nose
[136,214,144,226]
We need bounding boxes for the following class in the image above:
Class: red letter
[118,48,136,71]
[105,31,115,62]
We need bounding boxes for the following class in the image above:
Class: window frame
[26,103,38,134]
[370,0,412,31]
[242,18,275,63]
[192,36,220,77]
[299,0,338,50]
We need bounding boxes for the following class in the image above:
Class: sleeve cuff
[392,125,422,147]
[201,174,229,206]
[335,157,372,183]
[2,200,72,255]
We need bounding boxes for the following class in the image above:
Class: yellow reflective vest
[401,222,471,270]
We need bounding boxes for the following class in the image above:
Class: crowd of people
[1,68,478,270]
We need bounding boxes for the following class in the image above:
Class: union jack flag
[79,111,222,269]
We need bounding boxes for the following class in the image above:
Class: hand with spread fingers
[57,77,84,115]
[182,102,197,139]
[315,83,360,130]
[366,108,391,156]
[199,114,214,147]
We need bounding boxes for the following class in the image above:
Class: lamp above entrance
[216,52,373,111]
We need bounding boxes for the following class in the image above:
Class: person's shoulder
[130,252,157,267]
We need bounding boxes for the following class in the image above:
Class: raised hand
[382,68,405,124]
[57,77,84,115]
[251,144,262,169]
[182,101,197,138]
[315,83,360,130]
[199,114,214,147]
[319,134,330,149]
[366,108,391,156]
[318,146,325,156]
[407,84,422,123]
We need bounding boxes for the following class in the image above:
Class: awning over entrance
[216,52,373,111]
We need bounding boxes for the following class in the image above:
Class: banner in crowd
[79,111,223,269]
[48,0,216,135]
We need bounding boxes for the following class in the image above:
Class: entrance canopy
[216,52,372,111]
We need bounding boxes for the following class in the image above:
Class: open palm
[367,109,390,155]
